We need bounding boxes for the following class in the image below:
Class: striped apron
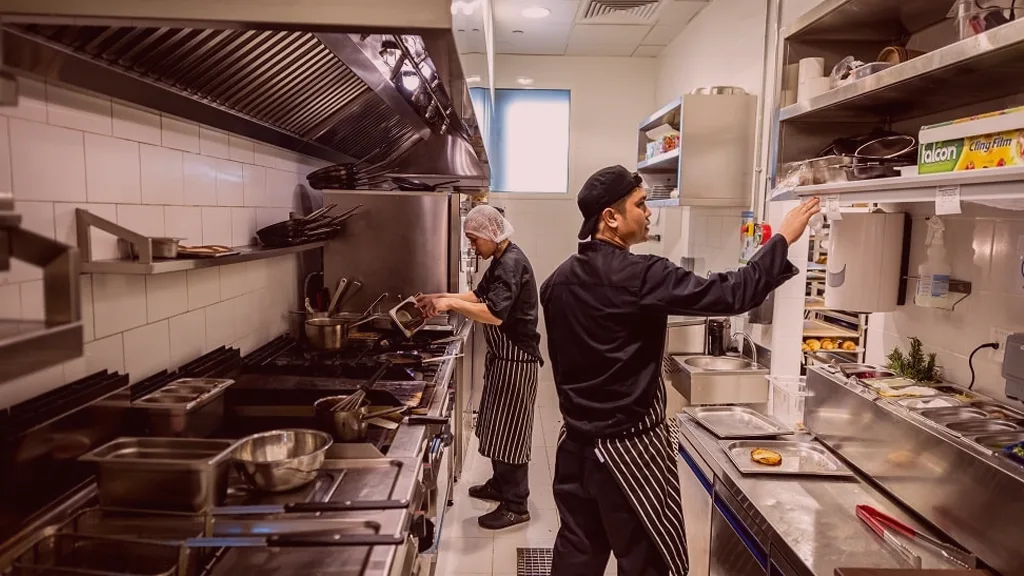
[475,323,539,465]
[563,381,689,575]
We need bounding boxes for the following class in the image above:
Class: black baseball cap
[577,165,643,240]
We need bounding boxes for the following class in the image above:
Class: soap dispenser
[915,217,951,308]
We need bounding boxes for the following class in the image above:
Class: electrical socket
[991,327,1013,363]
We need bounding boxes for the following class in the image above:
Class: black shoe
[478,504,530,530]
[468,483,502,502]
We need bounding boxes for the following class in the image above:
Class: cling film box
[918,130,1024,173]
[918,105,1024,174]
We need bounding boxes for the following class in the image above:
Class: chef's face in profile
[467,234,498,259]
[601,187,651,245]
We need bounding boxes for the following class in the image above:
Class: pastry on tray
[751,448,783,466]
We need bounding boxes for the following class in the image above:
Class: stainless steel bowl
[231,429,332,493]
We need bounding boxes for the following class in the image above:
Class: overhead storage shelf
[637,149,679,172]
[784,0,953,41]
[81,242,327,275]
[779,19,1024,123]
[779,165,1024,205]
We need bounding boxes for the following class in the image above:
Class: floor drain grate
[517,547,553,576]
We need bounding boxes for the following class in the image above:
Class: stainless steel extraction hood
[0,0,490,184]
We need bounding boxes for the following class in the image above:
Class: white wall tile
[81,275,95,342]
[92,275,147,338]
[200,127,230,159]
[220,263,249,300]
[2,201,54,283]
[205,300,236,350]
[63,357,89,384]
[9,119,87,202]
[216,159,244,206]
[233,292,258,339]
[46,84,112,135]
[229,136,255,164]
[0,365,66,410]
[272,149,301,173]
[161,116,200,153]
[0,77,46,122]
[83,333,124,374]
[254,142,277,168]
[183,153,217,206]
[266,168,297,208]
[117,205,165,237]
[140,144,184,205]
[146,271,188,322]
[201,207,232,246]
[0,116,11,193]
[165,206,203,246]
[20,280,44,320]
[243,164,267,207]
[231,208,257,247]
[54,202,119,261]
[169,309,207,368]
[112,102,161,145]
[187,267,220,310]
[256,207,290,230]
[247,260,269,290]
[85,133,141,204]
[123,320,170,383]
[0,284,20,318]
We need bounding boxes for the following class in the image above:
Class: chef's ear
[600,206,620,230]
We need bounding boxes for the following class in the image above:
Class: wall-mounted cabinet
[636,93,758,208]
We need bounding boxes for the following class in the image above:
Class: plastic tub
[768,375,812,431]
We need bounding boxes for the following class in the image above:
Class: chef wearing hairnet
[417,204,542,530]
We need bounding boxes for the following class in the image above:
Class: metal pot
[119,237,183,259]
[690,86,746,95]
[314,398,407,442]
[304,315,377,350]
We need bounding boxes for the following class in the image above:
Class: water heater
[824,212,906,312]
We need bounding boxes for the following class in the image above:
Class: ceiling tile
[640,25,679,46]
[564,41,637,57]
[657,1,706,28]
[495,40,569,55]
[568,24,651,45]
[493,0,581,24]
[632,45,665,58]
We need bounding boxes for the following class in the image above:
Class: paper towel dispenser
[824,212,909,313]
[1004,332,1024,401]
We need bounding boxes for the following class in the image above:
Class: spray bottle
[915,217,951,308]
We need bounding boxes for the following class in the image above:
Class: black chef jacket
[540,234,798,438]
[473,243,543,361]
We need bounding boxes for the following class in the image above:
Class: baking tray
[684,406,794,439]
[719,440,855,477]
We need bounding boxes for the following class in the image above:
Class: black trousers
[551,435,669,576]
[488,459,530,514]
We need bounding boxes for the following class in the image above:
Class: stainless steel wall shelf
[784,0,955,42]
[76,209,324,275]
[81,243,327,275]
[778,165,1024,205]
[780,19,1024,124]
[636,149,679,172]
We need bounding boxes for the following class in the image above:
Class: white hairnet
[464,205,514,243]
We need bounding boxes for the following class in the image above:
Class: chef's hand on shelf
[780,197,821,245]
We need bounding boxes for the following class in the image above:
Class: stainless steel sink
[668,355,769,405]
[683,356,757,371]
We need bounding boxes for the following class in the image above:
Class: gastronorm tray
[718,440,855,477]
[13,533,189,576]
[970,432,1024,451]
[684,406,794,439]
[916,406,990,423]
[969,401,1024,420]
[946,420,1023,436]
[896,396,963,409]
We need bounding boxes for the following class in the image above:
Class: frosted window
[470,88,570,193]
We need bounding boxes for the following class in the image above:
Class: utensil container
[79,437,235,512]
[768,375,812,431]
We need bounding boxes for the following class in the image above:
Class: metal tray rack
[719,439,855,477]
[684,406,794,439]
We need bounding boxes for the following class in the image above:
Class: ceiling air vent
[579,0,663,24]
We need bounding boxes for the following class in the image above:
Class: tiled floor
[435,378,616,576]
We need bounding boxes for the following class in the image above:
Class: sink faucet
[731,332,758,366]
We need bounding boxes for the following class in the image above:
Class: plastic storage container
[768,375,812,431]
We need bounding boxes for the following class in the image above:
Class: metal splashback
[0,0,489,183]
[323,191,455,314]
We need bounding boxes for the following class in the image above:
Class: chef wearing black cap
[540,165,820,575]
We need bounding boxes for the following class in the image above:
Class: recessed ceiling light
[466,75,482,83]
[516,77,534,86]
[521,6,551,19]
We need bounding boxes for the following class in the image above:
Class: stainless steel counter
[676,414,960,576]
